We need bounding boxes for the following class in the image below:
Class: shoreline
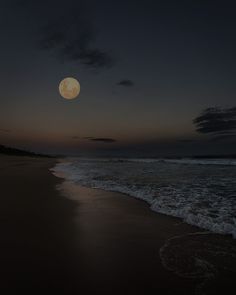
[0,155,82,294]
[1,155,235,294]
[52,158,236,239]
[53,176,236,295]
[52,159,236,239]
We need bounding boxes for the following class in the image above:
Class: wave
[65,157,236,166]
[51,158,236,238]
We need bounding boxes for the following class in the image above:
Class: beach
[1,155,235,294]
[0,155,81,294]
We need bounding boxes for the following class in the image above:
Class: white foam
[51,158,236,239]
[127,158,236,165]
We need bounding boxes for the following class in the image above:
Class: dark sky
[0,0,236,156]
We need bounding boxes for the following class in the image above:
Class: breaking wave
[51,157,236,238]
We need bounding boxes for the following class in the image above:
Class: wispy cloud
[193,107,236,139]
[71,136,116,143]
[39,12,114,69]
[117,79,134,87]
[18,1,114,69]
[0,129,11,133]
[90,138,116,143]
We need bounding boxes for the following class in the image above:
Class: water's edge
[50,158,236,239]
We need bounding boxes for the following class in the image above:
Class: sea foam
[51,158,236,238]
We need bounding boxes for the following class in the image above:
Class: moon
[59,77,80,100]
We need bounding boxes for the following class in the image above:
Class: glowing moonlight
[59,77,80,100]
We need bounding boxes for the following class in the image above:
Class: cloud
[72,136,116,143]
[40,14,114,69]
[0,129,11,133]
[193,107,236,137]
[85,137,116,143]
[117,80,134,87]
[91,138,116,143]
[19,1,114,69]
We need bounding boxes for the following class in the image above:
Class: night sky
[1,0,236,156]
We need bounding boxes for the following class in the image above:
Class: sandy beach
[1,155,235,295]
[0,155,81,294]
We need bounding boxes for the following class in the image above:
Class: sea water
[52,157,236,238]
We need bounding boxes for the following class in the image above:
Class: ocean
[51,157,236,238]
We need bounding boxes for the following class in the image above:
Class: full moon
[59,77,80,100]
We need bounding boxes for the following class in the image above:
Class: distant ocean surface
[52,158,236,238]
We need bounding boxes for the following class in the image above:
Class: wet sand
[0,155,80,294]
[57,180,236,295]
[1,155,235,294]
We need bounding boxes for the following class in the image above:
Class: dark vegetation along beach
[0,152,236,295]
